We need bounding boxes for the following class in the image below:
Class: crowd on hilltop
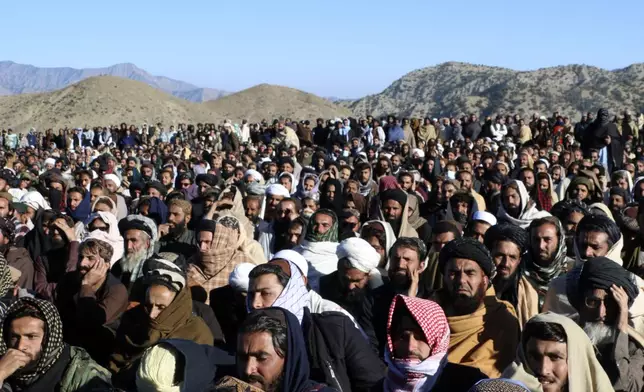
[0,107,642,391]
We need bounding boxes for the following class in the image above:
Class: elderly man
[372,295,486,391]
[497,180,551,229]
[0,298,111,391]
[187,219,246,304]
[569,256,644,391]
[434,237,520,377]
[236,308,335,392]
[484,223,539,327]
[503,312,613,392]
[292,209,340,291]
[114,214,159,297]
[525,216,570,308]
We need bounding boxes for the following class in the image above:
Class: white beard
[583,322,618,348]
[120,247,148,273]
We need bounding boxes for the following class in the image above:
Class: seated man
[237,308,337,392]
[463,211,497,244]
[422,220,462,292]
[373,294,486,391]
[434,237,520,377]
[503,312,613,392]
[110,256,213,389]
[0,298,111,391]
[55,236,128,363]
[484,223,539,327]
[247,260,385,391]
[570,256,644,391]
[114,214,159,297]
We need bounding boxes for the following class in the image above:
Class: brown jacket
[5,246,34,290]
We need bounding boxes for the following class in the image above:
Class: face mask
[342,151,349,157]
[447,171,456,180]
[302,208,314,218]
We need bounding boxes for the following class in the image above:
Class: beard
[448,283,487,316]
[248,214,261,225]
[168,221,186,236]
[505,205,521,218]
[50,236,66,250]
[583,321,618,349]
[121,247,148,273]
[342,286,367,305]
[386,217,402,236]
[246,372,283,392]
[452,210,468,225]
[389,270,411,292]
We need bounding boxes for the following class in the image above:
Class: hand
[82,260,108,291]
[158,223,170,237]
[0,349,32,382]
[611,284,630,332]
[407,269,420,298]
[53,220,76,242]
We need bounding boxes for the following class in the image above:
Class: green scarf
[304,209,338,242]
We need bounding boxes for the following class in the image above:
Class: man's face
[466,222,490,244]
[8,316,45,368]
[125,230,149,254]
[198,231,214,253]
[492,241,521,280]
[339,263,369,302]
[147,187,163,199]
[580,288,619,328]
[68,192,83,211]
[391,322,431,361]
[302,199,317,213]
[398,176,413,191]
[443,258,488,315]
[442,184,456,200]
[245,199,261,221]
[267,165,277,177]
[457,173,472,191]
[577,231,610,259]
[522,171,535,189]
[267,195,284,211]
[525,337,568,392]
[249,273,284,310]
[531,223,559,266]
[276,201,296,221]
[431,232,455,253]
[161,172,173,186]
[388,246,423,290]
[539,178,550,192]
[312,213,333,235]
[145,285,176,320]
[168,205,188,233]
[238,331,285,392]
[610,194,625,211]
[502,187,522,216]
[324,185,336,202]
[0,198,10,219]
[359,168,371,183]
[77,174,91,189]
[591,151,599,162]
[303,178,315,192]
[278,176,292,191]
[383,199,403,223]
[287,223,303,246]
[78,249,106,276]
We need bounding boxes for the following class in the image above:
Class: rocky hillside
[205,84,352,122]
[339,62,644,118]
[0,61,228,102]
[0,76,221,131]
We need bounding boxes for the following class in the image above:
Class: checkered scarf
[0,253,14,298]
[0,298,64,384]
[469,379,530,392]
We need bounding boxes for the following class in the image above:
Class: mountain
[339,62,644,118]
[205,84,352,122]
[0,76,221,130]
[0,61,228,102]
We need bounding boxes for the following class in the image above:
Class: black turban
[381,189,408,209]
[195,174,218,187]
[197,219,217,234]
[145,180,168,197]
[439,237,495,278]
[578,257,638,307]
[222,159,236,168]
[483,223,529,253]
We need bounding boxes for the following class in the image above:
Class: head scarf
[304,209,338,243]
[569,256,639,310]
[295,173,320,200]
[319,178,344,214]
[497,180,551,229]
[143,256,187,292]
[337,237,381,273]
[66,189,91,223]
[379,176,399,192]
[439,237,495,279]
[248,260,310,324]
[360,220,398,270]
[91,195,118,217]
[265,184,290,198]
[384,295,450,392]
[228,263,256,292]
[140,196,168,226]
[406,195,428,230]
[118,214,158,283]
[0,255,14,299]
[84,211,124,266]
[0,298,64,385]
[502,312,613,392]
[104,173,121,189]
[20,191,51,211]
[524,217,568,296]
[468,379,530,392]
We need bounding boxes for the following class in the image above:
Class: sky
[3,0,643,98]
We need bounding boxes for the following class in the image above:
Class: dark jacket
[158,229,199,259]
[33,241,80,301]
[462,121,482,140]
[5,246,34,290]
[302,308,385,392]
[210,285,247,352]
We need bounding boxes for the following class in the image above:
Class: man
[110,257,213,389]
[484,224,539,327]
[525,217,569,308]
[157,199,198,258]
[483,170,504,216]
[456,170,486,211]
[272,198,300,253]
[0,218,33,290]
[187,219,246,303]
[356,162,378,198]
[114,214,159,296]
[422,220,462,293]
[238,308,336,392]
[0,298,111,391]
[570,256,644,391]
[503,312,613,392]
[375,295,486,391]
[292,209,340,291]
[257,184,291,259]
[498,180,551,229]
[380,188,418,238]
[464,211,497,244]
[55,237,128,363]
[0,193,11,219]
[364,237,430,354]
[434,237,520,377]
[319,237,380,319]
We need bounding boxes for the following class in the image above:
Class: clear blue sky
[4,0,643,98]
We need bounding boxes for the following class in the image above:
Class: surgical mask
[447,171,456,180]
[342,150,349,157]
[302,208,314,218]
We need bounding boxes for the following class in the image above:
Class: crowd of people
[0,108,642,391]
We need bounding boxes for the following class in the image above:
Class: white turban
[411,148,425,158]
[337,237,380,273]
[44,158,56,167]
[104,174,121,188]
[20,191,51,210]
[244,169,263,183]
[265,184,290,198]
[228,263,256,292]
[273,249,308,276]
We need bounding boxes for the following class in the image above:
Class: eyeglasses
[584,296,614,309]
